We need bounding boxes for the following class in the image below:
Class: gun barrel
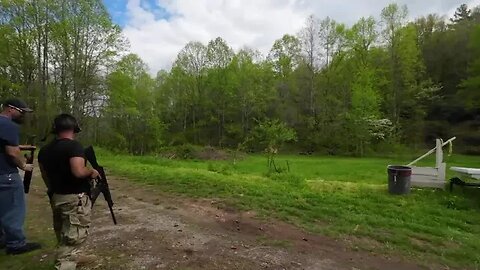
[109,205,118,225]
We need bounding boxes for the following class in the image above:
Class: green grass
[98,150,480,268]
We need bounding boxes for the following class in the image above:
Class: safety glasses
[7,105,26,114]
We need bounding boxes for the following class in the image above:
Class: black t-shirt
[38,138,90,194]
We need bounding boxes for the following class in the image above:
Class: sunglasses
[7,105,26,114]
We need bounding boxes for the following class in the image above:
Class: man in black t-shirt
[38,114,99,270]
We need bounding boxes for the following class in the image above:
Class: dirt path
[27,174,428,270]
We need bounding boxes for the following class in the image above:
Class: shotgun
[19,135,36,193]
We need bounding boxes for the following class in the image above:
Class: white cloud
[122,0,479,74]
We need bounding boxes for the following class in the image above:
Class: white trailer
[450,167,480,180]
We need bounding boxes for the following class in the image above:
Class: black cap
[3,98,33,113]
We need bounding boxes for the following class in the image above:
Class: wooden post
[436,139,446,182]
[435,139,443,168]
[408,137,456,188]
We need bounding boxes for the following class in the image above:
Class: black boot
[6,242,41,255]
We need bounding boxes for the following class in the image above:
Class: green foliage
[268,34,302,78]
[460,25,480,108]
[346,68,388,156]
[103,54,165,154]
[246,119,296,173]
[0,0,124,140]
[248,119,297,153]
[175,144,199,159]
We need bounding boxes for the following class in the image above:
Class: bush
[157,144,199,159]
[175,144,198,159]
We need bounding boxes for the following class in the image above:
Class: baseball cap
[3,98,34,113]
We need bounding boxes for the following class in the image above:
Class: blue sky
[103,0,128,26]
[103,0,172,27]
[102,0,480,73]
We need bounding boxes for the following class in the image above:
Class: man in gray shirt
[0,98,41,255]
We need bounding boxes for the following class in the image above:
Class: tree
[341,17,385,155]
[298,15,321,118]
[0,0,123,142]
[247,119,296,172]
[268,34,301,78]
[205,37,234,146]
[347,68,383,156]
[299,15,321,71]
[450,4,471,23]
[206,37,234,69]
[347,17,378,66]
[380,3,408,130]
[173,41,208,143]
[104,54,163,154]
[460,25,480,108]
[268,35,302,128]
[415,14,446,45]
[319,17,346,67]
[227,49,275,143]
[307,17,348,154]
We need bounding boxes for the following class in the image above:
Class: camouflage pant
[50,193,91,270]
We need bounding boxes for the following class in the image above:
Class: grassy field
[96,149,480,269]
[1,151,479,269]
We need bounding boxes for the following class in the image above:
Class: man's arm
[5,145,33,171]
[70,157,99,179]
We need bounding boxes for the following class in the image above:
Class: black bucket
[387,165,412,195]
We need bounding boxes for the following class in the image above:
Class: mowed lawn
[96,150,480,269]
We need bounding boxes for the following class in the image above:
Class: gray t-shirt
[0,115,19,174]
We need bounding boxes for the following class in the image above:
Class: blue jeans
[0,173,26,249]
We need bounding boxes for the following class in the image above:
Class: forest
[1,0,479,156]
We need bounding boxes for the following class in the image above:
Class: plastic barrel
[387,165,412,195]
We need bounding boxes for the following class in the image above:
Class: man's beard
[12,115,25,124]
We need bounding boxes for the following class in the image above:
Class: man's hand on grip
[90,169,100,179]
[22,163,34,172]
